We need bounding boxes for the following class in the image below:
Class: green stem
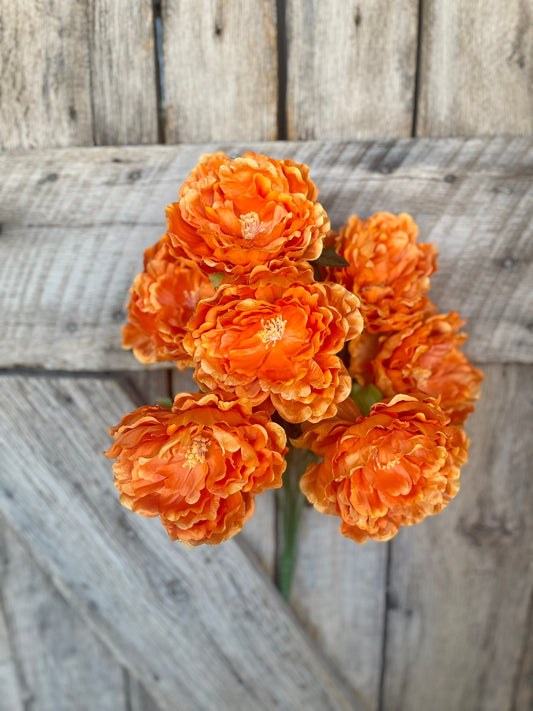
[276,446,314,601]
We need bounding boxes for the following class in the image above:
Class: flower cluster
[106,152,481,550]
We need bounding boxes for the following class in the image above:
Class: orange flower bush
[107,150,480,591]
[368,311,483,424]
[328,212,437,333]
[105,392,286,545]
[165,152,329,274]
[184,259,364,423]
[294,395,469,542]
[122,237,214,367]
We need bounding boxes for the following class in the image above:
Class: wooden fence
[0,2,532,711]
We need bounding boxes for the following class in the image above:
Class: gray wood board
[0,137,531,370]
[0,518,129,711]
[381,364,533,711]
[417,0,533,136]
[0,0,157,149]
[286,0,418,139]
[291,514,387,711]
[0,375,362,711]
[161,0,278,142]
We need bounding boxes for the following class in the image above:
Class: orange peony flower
[183,260,364,423]
[294,395,469,542]
[368,312,483,424]
[328,213,438,333]
[122,237,214,368]
[165,152,329,274]
[104,392,287,545]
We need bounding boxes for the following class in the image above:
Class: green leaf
[350,383,383,417]
[208,272,224,288]
[312,261,324,282]
[157,397,173,409]
[314,247,350,268]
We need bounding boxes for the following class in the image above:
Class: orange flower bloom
[105,392,287,546]
[184,260,364,423]
[328,213,438,333]
[122,237,214,368]
[369,312,483,424]
[294,395,469,542]
[165,152,329,274]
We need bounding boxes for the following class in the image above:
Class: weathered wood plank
[0,375,362,711]
[0,518,128,711]
[128,680,161,711]
[162,0,278,142]
[0,0,158,149]
[88,0,158,145]
[0,0,93,149]
[382,364,533,711]
[286,0,418,139]
[0,138,531,369]
[513,591,533,711]
[0,577,24,711]
[291,514,387,711]
[417,0,533,136]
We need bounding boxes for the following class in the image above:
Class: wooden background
[0,2,532,710]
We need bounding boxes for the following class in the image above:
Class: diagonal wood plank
[417,0,533,136]
[0,138,531,371]
[0,584,24,711]
[161,0,278,142]
[286,0,418,139]
[0,518,129,711]
[0,375,363,711]
[381,364,533,711]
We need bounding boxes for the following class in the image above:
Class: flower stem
[276,446,313,601]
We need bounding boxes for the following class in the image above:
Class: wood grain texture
[0,0,158,149]
[286,0,418,139]
[161,0,278,142]
[0,138,531,370]
[88,0,158,145]
[0,0,93,148]
[128,679,161,711]
[0,573,24,711]
[0,518,128,711]
[291,513,387,711]
[381,364,533,711]
[417,0,533,136]
[512,591,533,711]
[0,375,363,711]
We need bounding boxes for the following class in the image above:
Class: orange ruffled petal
[104,392,287,545]
[328,213,438,333]
[122,236,214,368]
[367,311,483,424]
[165,152,329,275]
[294,395,469,542]
[183,259,364,423]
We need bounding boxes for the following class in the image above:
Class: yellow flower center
[184,435,210,468]
[257,315,287,347]
[240,211,261,240]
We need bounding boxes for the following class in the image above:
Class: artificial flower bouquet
[105,152,482,597]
